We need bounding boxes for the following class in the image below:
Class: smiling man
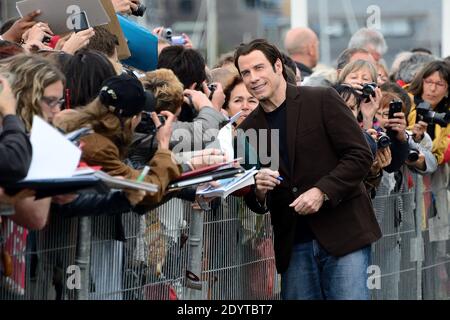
[235,39,381,300]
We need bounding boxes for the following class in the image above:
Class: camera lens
[408,150,420,162]
[377,134,391,149]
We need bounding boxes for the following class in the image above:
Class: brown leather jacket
[81,133,181,205]
[241,85,382,273]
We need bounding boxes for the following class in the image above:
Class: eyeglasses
[423,79,448,89]
[376,111,390,119]
[41,96,65,109]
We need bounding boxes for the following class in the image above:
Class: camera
[377,132,391,149]
[131,2,147,17]
[135,113,167,135]
[416,101,450,127]
[207,83,217,100]
[408,149,420,163]
[361,83,377,103]
[161,28,186,45]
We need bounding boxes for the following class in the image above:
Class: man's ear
[275,58,283,74]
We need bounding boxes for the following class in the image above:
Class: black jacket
[385,137,410,173]
[51,191,145,242]
[51,191,137,218]
[0,115,32,185]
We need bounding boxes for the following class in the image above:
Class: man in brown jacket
[235,39,382,300]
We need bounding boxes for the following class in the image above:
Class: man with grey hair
[394,52,435,85]
[284,27,320,79]
[336,47,376,74]
[348,28,388,62]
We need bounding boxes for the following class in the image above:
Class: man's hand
[289,187,325,216]
[405,153,427,171]
[0,76,18,117]
[183,89,214,112]
[370,147,392,175]
[112,0,139,15]
[0,188,35,206]
[188,149,227,169]
[254,169,281,203]
[386,112,408,142]
[61,28,95,54]
[202,82,225,112]
[21,22,53,44]
[2,10,41,43]
[152,111,175,150]
[124,189,146,206]
[350,85,382,130]
[22,39,53,52]
[52,194,79,205]
[412,121,428,143]
[181,33,194,49]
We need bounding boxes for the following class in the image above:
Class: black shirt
[0,115,32,185]
[263,101,290,168]
[263,102,315,244]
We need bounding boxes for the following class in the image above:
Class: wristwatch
[323,193,330,202]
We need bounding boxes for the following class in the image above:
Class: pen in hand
[136,166,150,182]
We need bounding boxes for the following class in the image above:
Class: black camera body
[135,113,166,135]
[131,3,147,16]
[361,83,377,103]
[416,101,450,127]
[377,132,391,149]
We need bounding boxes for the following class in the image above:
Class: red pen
[65,88,71,110]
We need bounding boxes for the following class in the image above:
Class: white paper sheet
[24,116,82,180]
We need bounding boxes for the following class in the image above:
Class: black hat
[99,74,156,117]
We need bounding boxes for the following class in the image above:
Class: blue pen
[277,176,284,182]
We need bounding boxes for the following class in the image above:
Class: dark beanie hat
[99,74,156,117]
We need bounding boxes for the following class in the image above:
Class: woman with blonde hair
[0,54,65,132]
[338,59,410,174]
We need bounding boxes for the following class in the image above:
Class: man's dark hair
[380,82,413,116]
[157,46,206,89]
[0,18,19,35]
[336,47,371,70]
[411,47,433,55]
[85,26,119,58]
[62,49,117,108]
[234,39,287,80]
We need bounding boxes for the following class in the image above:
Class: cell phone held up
[388,100,403,119]
[71,11,91,33]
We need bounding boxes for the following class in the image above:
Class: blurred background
[1,0,447,66]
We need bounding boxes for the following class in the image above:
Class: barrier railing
[1,166,450,300]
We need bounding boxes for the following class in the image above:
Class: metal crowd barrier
[1,165,450,300]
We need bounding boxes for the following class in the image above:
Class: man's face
[238,50,283,101]
[365,44,382,62]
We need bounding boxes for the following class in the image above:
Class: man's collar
[295,61,313,74]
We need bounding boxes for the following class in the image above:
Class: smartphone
[388,100,403,119]
[71,11,90,33]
